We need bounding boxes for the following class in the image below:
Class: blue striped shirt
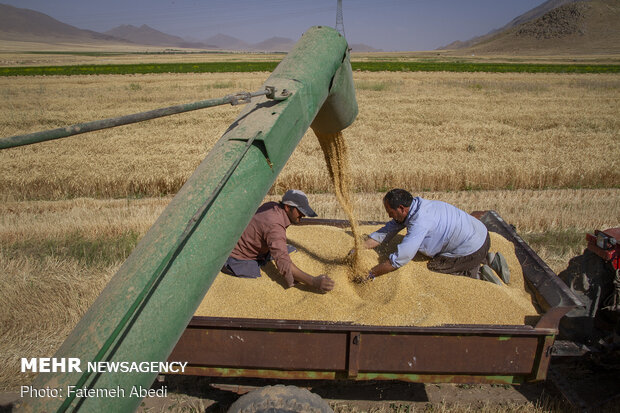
[369,197,488,268]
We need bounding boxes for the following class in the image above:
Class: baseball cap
[281,189,317,217]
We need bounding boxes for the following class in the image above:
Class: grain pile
[196,225,540,327]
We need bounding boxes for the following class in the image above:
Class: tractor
[557,227,620,355]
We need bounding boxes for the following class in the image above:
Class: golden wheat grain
[196,226,539,327]
[314,130,365,275]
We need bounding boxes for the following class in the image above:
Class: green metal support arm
[0,88,285,150]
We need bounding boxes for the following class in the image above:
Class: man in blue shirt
[359,188,490,281]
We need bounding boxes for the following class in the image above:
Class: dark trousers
[221,256,263,278]
[427,232,491,279]
[221,245,297,278]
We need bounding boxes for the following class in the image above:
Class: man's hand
[353,270,375,284]
[314,274,335,293]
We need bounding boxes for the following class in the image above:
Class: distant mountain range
[1,1,617,54]
[104,24,298,51]
[440,0,583,49]
[439,0,620,54]
[104,24,212,49]
[0,3,120,43]
[0,3,381,52]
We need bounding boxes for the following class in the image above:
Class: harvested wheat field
[1,71,618,200]
[197,225,539,327]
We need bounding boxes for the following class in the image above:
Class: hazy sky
[3,0,548,51]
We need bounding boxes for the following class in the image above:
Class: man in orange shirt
[222,189,335,293]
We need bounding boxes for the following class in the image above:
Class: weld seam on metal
[56,132,260,413]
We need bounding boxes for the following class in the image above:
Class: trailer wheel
[227,384,333,413]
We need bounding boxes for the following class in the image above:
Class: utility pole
[336,0,346,38]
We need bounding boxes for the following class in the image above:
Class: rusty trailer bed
[168,211,581,384]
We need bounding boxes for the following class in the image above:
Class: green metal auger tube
[19,25,357,413]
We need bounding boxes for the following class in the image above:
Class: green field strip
[352,61,620,73]
[0,62,280,76]
[1,61,618,76]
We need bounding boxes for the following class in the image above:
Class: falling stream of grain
[314,131,365,279]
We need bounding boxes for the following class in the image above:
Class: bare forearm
[290,263,334,292]
[370,260,396,278]
[363,237,380,249]
[291,263,315,286]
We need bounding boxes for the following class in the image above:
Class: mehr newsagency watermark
[20,358,188,399]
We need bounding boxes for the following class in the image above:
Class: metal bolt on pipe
[18,25,357,412]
